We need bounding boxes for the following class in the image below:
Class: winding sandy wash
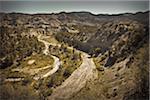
[8,35,61,81]
[38,35,98,100]
[33,55,61,80]
[48,53,98,100]
[33,36,61,80]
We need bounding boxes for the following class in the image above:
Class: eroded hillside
[0,11,149,100]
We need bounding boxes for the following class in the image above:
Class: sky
[0,1,149,14]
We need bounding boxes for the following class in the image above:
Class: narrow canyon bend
[39,35,98,100]
[48,53,98,100]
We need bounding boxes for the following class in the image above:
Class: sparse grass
[7,71,26,78]
[48,45,82,84]
[30,43,83,98]
[0,82,41,100]
[93,57,105,72]
[49,42,82,77]
[0,68,26,81]
[18,53,54,69]
[61,52,82,74]
[5,53,54,77]
[0,53,54,91]
[93,51,108,68]
[0,54,54,100]
[42,36,59,44]
[18,41,83,98]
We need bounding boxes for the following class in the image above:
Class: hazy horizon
[0,1,149,14]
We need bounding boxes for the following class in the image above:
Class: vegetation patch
[0,82,41,100]
[0,26,44,69]
[17,54,54,69]
[31,43,82,98]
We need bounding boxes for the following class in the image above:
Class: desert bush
[0,83,41,100]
